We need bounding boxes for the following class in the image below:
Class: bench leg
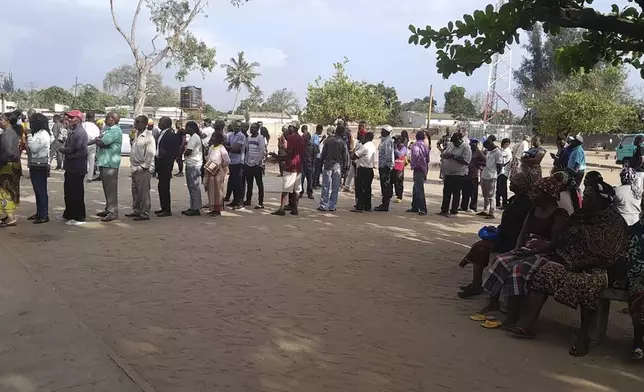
[591,299,611,343]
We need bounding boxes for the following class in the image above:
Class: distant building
[104,106,187,120]
[399,111,483,128]
[248,111,294,124]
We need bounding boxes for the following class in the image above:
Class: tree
[203,103,223,119]
[468,92,485,117]
[103,64,163,104]
[401,96,438,113]
[366,83,402,126]
[261,88,299,115]
[36,86,75,108]
[443,85,476,119]
[74,84,119,112]
[305,59,388,126]
[109,0,246,116]
[146,85,179,107]
[237,85,264,112]
[0,72,15,94]
[221,51,261,114]
[408,0,644,79]
[513,25,549,106]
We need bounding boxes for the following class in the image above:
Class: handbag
[478,226,499,241]
[204,159,220,175]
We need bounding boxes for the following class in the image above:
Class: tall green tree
[237,85,264,112]
[36,86,75,108]
[366,83,402,126]
[109,0,249,115]
[443,85,476,119]
[514,25,549,106]
[74,84,120,112]
[261,88,299,115]
[401,96,438,113]
[408,0,644,79]
[221,51,261,114]
[305,59,388,126]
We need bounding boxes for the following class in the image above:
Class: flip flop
[480,320,503,329]
[632,348,643,360]
[470,314,495,322]
[0,220,17,228]
[508,326,537,339]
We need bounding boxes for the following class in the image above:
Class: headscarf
[551,169,573,192]
[588,180,616,203]
[532,177,560,201]
[621,167,636,186]
[509,172,534,195]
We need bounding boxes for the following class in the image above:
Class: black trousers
[227,163,244,204]
[393,169,404,199]
[157,165,172,212]
[496,174,508,206]
[378,168,394,209]
[460,177,479,211]
[245,165,264,205]
[313,157,322,186]
[300,163,314,196]
[176,154,184,173]
[356,167,374,210]
[63,171,86,221]
[441,175,464,213]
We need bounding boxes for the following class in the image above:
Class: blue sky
[2,0,640,114]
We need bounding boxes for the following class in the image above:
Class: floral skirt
[0,161,22,213]
[529,263,608,311]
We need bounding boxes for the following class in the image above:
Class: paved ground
[1,158,642,392]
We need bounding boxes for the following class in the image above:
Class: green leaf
[448,21,454,31]
[485,4,494,16]
[611,4,619,14]
[409,24,417,34]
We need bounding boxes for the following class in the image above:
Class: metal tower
[483,0,513,123]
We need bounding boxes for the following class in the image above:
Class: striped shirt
[245,135,266,167]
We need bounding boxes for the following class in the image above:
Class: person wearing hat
[59,109,89,226]
[566,134,586,185]
[460,138,486,212]
[438,132,471,216]
[374,125,395,212]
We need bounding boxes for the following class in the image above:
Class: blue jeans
[30,167,49,218]
[300,163,313,195]
[185,165,202,210]
[319,163,342,210]
[411,170,427,213]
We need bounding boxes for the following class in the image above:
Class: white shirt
[354,141,376,168]
[614,184,642,226]
[185,133,203,167]
[500,147,513,176]
[513,140,529,158]
[201,126,214,147]
[481,148,503,180]
[83,122,101,140]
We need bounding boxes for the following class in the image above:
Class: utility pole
[427,85,434,129]
[72,76,78,108]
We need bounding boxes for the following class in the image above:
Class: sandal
[480,320,503,329]
[0,220,18,227]
[632,348,644,360]
[508,326,536,339]
[569,336,591,357]
[470,314,495,322]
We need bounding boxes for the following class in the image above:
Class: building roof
[248,111,292,119]
[404,111,457,120]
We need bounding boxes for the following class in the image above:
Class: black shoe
[133,215,150,221]
[184,209,201,216]
[272,209,286,216]
[254,205,265,210]
[181,209,190,215]
[307,194,314,199]
[457,286,484,299]
[154,209,165,214]
[231,204,244,210]
[290,210,299,216]
[175,172,184,177]
[207,211,221,217]
[449,210,459,215]
[125,213,139,218]
[27,214,38,221]
[101,215,117,222]
[406,208,419,213]
[243,200,252,206]
[350,208,364,213]
[96,211,109,218]
[225,202,237,208]
[374,205,388,212]
[284,205,293,211]
[157,211,172,217]
[33,217,49,224]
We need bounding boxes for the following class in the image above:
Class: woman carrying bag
[204,132,230,217]
[26,113,52,224]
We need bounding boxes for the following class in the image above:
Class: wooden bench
[592,287,629,342]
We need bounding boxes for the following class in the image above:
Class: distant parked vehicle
[616,133,644,166]
[119,118,134,156]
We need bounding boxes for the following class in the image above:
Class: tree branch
[538,5,644,38]
[109,0,139,61]
[130,0,145,47]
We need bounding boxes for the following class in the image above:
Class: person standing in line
[478,139,504,219]
[174,120,186,177]
[343,122,363,193]
[94,112,122,222]
[201,118,214,147]
[147,120,160,142]
[460,139,485,213]
[496,138,513,209]
[301,124,310,140]
[351,131,376,213]
[438,132,471,217]
[181,121,203,216]
[83,112,101,183]
[436,128,452,181]
[299,132,317,200]
[407,131,431,215]
[26,113,51,224]
[312,124,323,188]
[276,126,287,177]
[204,131,230,217]
[271,125,305,216]
[392,135,407,203]
[317,126,348,212]
[244,123,266,209]
[155,116,180,217]
[49,115,65,171]
[374,125,395,212]
[126,116,156,221]
[59,110,88,226]
[567,134,586,185]
[224,121,246,210]
[0,113,21,227]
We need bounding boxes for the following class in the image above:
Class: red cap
[66,110,84,119]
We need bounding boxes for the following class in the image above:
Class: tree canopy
[304,60,389,126]
[401,96,438,113]
[261,88,299,114]
[366,83,402,126]
[103,64,178,108]
[237,86,264,112]
[408,0,644,79]
[443,85,477,119]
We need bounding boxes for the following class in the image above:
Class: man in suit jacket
[155,116,180,217]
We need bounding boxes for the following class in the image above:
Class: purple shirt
[410,140,430,174]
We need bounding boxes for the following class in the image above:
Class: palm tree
[221,51,261,114]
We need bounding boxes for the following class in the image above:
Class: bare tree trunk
[231,88,241,115]
[133,63,149,116]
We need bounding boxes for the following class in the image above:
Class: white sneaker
[65,219,86,226]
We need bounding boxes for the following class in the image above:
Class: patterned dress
[528,208,629,310]
[627,219,644,325]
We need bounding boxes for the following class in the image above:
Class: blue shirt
[567,145,586,171]
[227,131,246,165]
[312,133,321,158]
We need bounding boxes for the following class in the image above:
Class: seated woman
[614,167,642,226]
[550,168,581,214]
[584,170,603,188]
[627,217,644,360]
[458,172,535,298]
[478,177,569,319]
[521,136,546,179]
[503,181,628,357]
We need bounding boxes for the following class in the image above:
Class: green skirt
[0,161,22,213]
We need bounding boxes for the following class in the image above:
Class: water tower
[180,86,203,121]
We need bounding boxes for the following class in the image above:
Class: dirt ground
[0,156,642,392]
